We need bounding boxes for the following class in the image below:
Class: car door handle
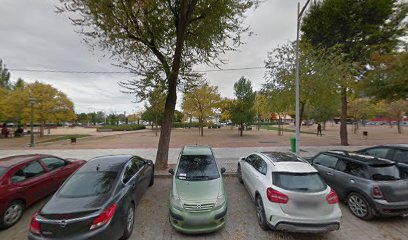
[350,179,355,184]
[327,172,334,176]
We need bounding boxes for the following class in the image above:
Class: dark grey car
[28,155,154,240]
[310,151,408,220]
[356,144,408,179]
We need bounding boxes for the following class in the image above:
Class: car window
[0,167,7,178]
[251,156,267,175]
[365,148,390,159]
[246,154,257,164]
[176,154,219,180]
[313,154,338,169]
[392,149,408,164]
[336,160,367,178]
[59,171,117,197]
[132,156,145,169]
[369,165,400,181]
[272,172,327,192]
[123,161,138,184]
[11,161,45,182]
[41,157,66,170]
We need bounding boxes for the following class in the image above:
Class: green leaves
[230,77,256,127]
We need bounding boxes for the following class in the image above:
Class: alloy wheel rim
[4,204,22,225]
[127,208,134,232]
[256,198,264,224]
[348,195,368,217]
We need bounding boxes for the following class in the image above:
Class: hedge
[97,124,146,131]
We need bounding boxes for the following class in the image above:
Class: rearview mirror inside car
[168,168,175,175]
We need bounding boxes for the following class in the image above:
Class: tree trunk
[323,121,326,131]
[40,121,45,137]
[199,118,204,136]
[397,119,401,134]
[155,115,158,137]
[340,86,349,145]
[155,0,195,169]
[240,123,243,136]
[299,102,306,130]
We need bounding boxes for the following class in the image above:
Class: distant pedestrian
[317,123,322,136]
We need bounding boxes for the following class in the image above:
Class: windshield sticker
[179,173,187,177]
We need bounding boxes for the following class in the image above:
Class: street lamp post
[295,0,311,154]
[29,98,35,147]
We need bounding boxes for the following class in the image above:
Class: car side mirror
[221,167,226,174]
[168,168,175,175]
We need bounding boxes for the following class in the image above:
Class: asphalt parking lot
[1,176,407,240]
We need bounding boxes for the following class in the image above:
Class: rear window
[369,165,400,181]
[176,154,219,180]
[59,171,117,198]
[273,172,327,192]
[0,167,7,178]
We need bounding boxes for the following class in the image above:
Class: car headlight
[215,194,226,208]
[171,194,183,210]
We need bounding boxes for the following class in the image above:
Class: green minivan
[168,145,227,234]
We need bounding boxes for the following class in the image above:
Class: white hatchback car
[237,152,342,233]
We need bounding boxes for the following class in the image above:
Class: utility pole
[29,97,35,147]
[295,0,311,154]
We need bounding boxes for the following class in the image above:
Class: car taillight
[30,211,41,235]
[90,203,117,230]
[326,189,339,204]
[267,187,289,204]
[372,186,383,199]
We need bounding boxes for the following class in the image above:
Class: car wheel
[0,200,25,230]
[148,168,154,187]
[255,195,269,230]
[237,165,243,184]
[347,192,373,220]
[120,204,135,240]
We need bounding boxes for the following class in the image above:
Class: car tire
[347,192,373,220]
[148,168,154,187]
[237,165,243,184]
[255,195,269,231]
[120,204,135,240]
[0,200,25,230]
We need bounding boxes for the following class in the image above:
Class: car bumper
[373,199,408,217]
[27,221,121,240]
[169,203,227,234]
[264,204,342,233]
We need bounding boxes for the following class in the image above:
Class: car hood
[173,178,223,201]
[41,193,112,215]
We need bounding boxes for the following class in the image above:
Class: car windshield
[0,167,7,178]
[273,172,327,192]
[176,154,219,180]
[369,165,400,181]
[59,171,117,198]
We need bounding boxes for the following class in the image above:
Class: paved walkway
[0,146,365,165]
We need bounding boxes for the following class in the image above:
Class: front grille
[183,202,214,212]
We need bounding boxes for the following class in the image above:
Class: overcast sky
[0,0,308,114]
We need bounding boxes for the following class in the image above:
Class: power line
[9,66,265,74]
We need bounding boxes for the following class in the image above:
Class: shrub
[97,124,146,131]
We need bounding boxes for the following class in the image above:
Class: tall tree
[0,60,11,89]
[230,77,256,136]
[363,51,408,101]
[58,0,256,169]
[143,88,166,136]
[301,0,407,145]
[264,41,339,129]
[182,82,221,136]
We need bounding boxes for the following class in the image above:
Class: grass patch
[37,134,91,144]
[261,125,315,135]
[97,124,146,131]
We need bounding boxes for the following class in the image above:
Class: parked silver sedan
[237,152,342,233]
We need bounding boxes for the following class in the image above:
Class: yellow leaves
[1,81,75,124]
[182,82,221,121]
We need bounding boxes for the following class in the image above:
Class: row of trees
[57,0,407,169]
[0,60,76,136]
